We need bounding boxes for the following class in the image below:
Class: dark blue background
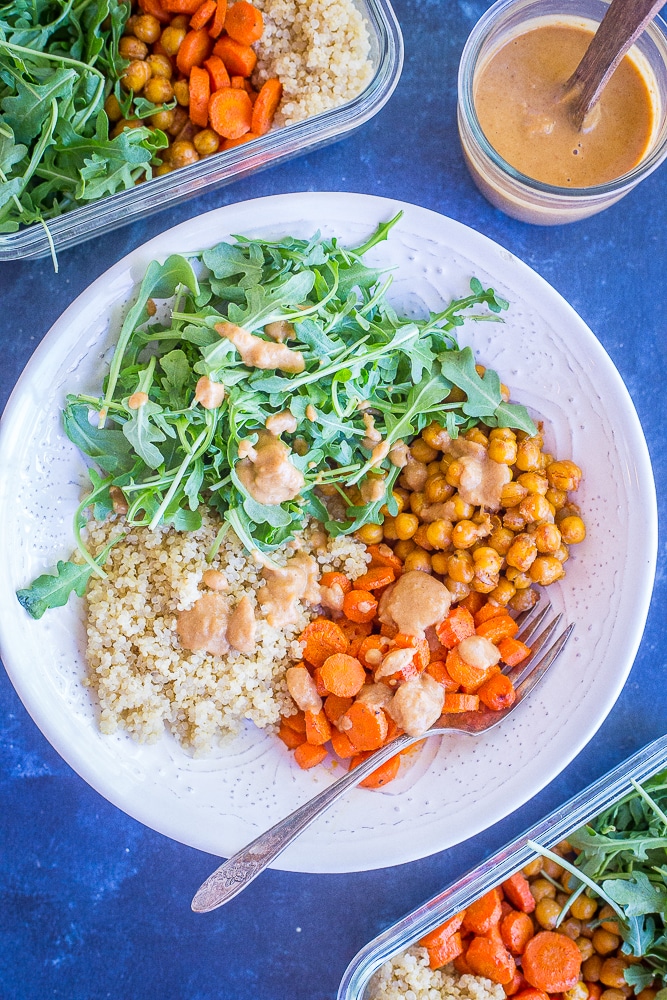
[1,1,665,997]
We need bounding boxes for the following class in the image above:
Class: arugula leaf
[16,534,120,619]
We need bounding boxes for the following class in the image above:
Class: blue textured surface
[1,1,666,997]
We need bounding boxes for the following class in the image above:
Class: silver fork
[191,605,574,912]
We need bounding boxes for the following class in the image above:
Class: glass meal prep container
[0,0,402,263]
[338,733,667,1000]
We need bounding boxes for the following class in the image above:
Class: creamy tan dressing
[258,551,321,627]
[194,376,225,409]
[177,592,230,655]
[387,673,444,737]
[378,571,451,637]
[216,322,305,373]
[449,438,511,509]
[475,23,654,187]
[265,409,298,435]
[227,595,257,654]
[236,430,305,506]
[285,665,322,714]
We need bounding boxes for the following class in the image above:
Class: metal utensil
[192,605,574,912]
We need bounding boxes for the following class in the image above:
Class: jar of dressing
[458,0,667,224]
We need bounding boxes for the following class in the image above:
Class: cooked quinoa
[252,0,373,126]
[367,946,506,1000]
[84,512,368,755]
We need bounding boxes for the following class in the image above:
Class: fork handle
[191,731,416,912]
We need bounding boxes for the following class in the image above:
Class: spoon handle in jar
[566,0,665,128]
[190,731,416,913]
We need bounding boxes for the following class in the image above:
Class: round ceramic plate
[0,193,657,872]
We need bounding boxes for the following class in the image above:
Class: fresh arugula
[534,770,667,990]
[0,0,169,235]
[17,215,537,617]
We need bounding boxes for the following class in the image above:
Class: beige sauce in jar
[474,23,654,187]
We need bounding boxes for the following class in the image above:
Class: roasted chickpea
[576,936,595,962]
[448,550,475,584]
[501,481,528,507]
[425,475,451,504]
[403,548,432,573]
[559,917,582,940]
[104,92,123,122]
[517,471,549,495]
[506,533,538,572]
[599,958,630,989]
[452,520,480,549]
[559,515,587,544]
[444,578,470,602]
[160,24,187,55]
[531,877,557,903]
[445,459,464,488]
[355,523,384,545]
[488,427,517,465]
[515,436,542,472]
[173,78,190,105]
[111,117,144,137]
[542,856,564,878]
[488,578,516,605]
[592,928,621,956]
[409,491,426,517]
[546,486,568,509]
[394,512,419,541]
[530,556,565,586]
[508,587,538,612]
[451,495,475,520]
[150,108,176,130]
[503,509,527,532]
[166,105,189,134]
[422,422,449,450]
[134,13,162,42]
[599,991,628,1000]
[426,460,441,478]
[393,539,416,561]
[410,437,438,463]
[425,519,453,550]
[488,525,514,556]
[430,552,450,575]
[547,459,583,491]
[505,566,532,589]
[519,493,553,523]
[465,426,488,446]
[522,857,543,877]
[153,162,173,176]
[121,59,152,92]
[119,35,149,60]
[533,522,562,553]
[583,953,603,981]
[564,983,589,1000]
[473,546,503,575]
[413,525,434,551]
[598,906,622,936]
[144,76,174,104]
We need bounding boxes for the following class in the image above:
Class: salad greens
[17,213,536,619]
[531,769,667,991]
[0,0,168,236]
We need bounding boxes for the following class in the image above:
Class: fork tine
[512,623,575,702]
[505,613,563,685]
[516,601,552,645]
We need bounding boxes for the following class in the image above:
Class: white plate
[0,193,657,873]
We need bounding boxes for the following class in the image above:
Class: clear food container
[338,733,667,1000]
[0,0,402,262]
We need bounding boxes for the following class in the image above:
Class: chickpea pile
[354,411,586,614]
[103,1,270,175]
[521,844,656,1000]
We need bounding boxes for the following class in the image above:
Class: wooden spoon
[565,0,665,129]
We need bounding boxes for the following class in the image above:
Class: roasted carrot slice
[250,77,282,134]
[502,872,536,913]
[478,672,516,711]
[294,742,328,769]
[176,27,214,75]
[190,0,217,28]
[212,35,257,76]
[320,653,366,698]
[342,589,378,624]
[520,931,582,992]
[298,618,348,669]
[497,637,531,666]
[435,606,476,649]
[476,615,519,644]
[342,701,388,751]
[224,0,264,44]
[278,721,306,749]
[442,693,479,713]
[349,750,401,788]
[462,888,503,935]
[188,64,210,126]
[305,708,332,746]
[208,0,227,36]
[466,935,516,985]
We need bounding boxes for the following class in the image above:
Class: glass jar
[457,0,667,224]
